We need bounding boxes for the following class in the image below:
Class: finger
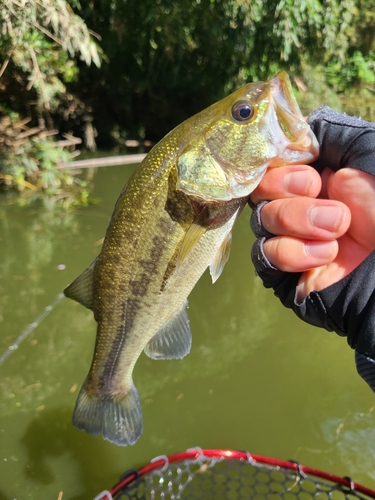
[327,168,375,252]
[297,233,371,300]
[260,197,351,240]
[250,164,322,205]
[263,236,339,273]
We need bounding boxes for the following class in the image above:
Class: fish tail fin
[73,379,143,446]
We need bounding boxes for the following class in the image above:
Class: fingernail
[305,241,336,259]
[309,206,344,232]
[284,171,312,195]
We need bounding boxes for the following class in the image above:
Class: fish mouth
[266,71,319,166]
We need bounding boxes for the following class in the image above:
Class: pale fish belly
[159,200,246,321]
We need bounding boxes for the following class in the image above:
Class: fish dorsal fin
[64,259,96,310]
[209,231,232,283]
[177,208,210,266]
[144,301,191,359]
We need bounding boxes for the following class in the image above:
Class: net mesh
[114,455,372,500]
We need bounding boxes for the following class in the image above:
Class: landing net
[94,448,375,500]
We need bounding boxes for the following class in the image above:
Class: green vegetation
[1,0,375,204]
[0,0,100,205]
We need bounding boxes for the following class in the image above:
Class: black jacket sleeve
[250,106,375,392]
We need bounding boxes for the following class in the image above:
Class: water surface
[1,163,375,499]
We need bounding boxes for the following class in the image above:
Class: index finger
[250,164,322,205]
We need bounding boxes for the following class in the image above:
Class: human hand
[250,164,375,301]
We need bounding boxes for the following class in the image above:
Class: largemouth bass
[64,71,319,446]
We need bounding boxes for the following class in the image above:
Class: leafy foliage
[1,0,100,108]
[0,0,101,204]
[73,0,375,146]
[0,108,93,207]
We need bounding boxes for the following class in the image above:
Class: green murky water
[1,163,375,500]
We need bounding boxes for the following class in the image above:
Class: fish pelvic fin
[72,379,143,446]
[144,301,192,359]
[64,259,96,310]
[209,231,232,283]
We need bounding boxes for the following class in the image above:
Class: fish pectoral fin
[177,209,210,266]
[64,259,96,310]
[144,301,192,360]
[209,231,233,283]
[73,379,143,446]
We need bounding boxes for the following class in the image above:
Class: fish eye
[231,101,254,122]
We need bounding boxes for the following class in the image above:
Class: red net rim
[100,448,375,499]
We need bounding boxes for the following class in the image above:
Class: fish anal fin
[64,260,96,310]
[144,301,191,360]
[210,231,233,283]
[73,379,143,446]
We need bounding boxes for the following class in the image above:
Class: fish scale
[64,71,319,446]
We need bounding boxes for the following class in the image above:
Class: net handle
[103,448,375,499]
